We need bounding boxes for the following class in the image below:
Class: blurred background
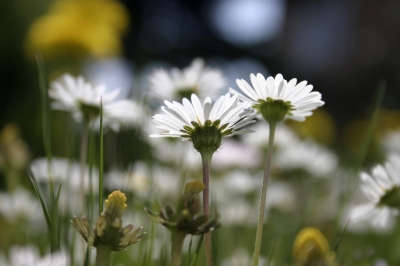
[1,0,400,265]
[1,0,400,145]
[1,0,400,156]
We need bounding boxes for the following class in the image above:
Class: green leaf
[30,176,53,233]
[99,98,104,215]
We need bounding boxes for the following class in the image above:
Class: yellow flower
[26,0,129,59]
[293,227,336,266]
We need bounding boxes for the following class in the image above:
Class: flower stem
[253,122,277,266]
[96,244,112,266]
[171,231,186,266]
[80,121,89,215]
[201,152,213,266]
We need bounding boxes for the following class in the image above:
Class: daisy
[147,58,227,101]
[150,93,256,154]
[351,154,400,228]
[150,93,256,264]
[230,73,324,266]
[230,73,324,124]
[49,73,142,131]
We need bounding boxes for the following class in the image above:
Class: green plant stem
[80,121,90,215]
[201,152,213,266]
[171,231,186,266]
[253,122,277,266]
[96,245,112,266]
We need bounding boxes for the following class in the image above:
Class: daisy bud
[71,190,143,252]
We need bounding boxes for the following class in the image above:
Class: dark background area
[1,0,400,154]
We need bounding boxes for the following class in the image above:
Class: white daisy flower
[49,73,143,131]
[30,157,98,214]
[0,245,68,266]
[150,93,256,155]
[147,58,227,101]
[274,139,338,177]
[350,154,400,228]
[229,73,324,123]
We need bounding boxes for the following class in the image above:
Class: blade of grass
[333,219,350,252]
[35,53,54,203]
[189,236,204,266]
[185,236,194,266]
[336,82,386,227]
[52,183,63,248]
[99,98,104,215]
[30,176,53,235]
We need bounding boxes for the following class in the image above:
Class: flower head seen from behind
[147,58,227,101]
[72,190,143,251]
[49,73,142,131]
[150,93,256,155]
[351,154,400,228]
[230,73,324,124]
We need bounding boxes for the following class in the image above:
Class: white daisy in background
[49,73,144,131]
[105,162,151,198]
[0,245,68,266]
[221,248,267,266]
[213,170,295,225]
[242,122,298,151]
[30,157,98,214]
[212,138,262,170]
[274,139,338,177]
[230,73,324,123]
[0,189,44,229]
[148,136,201,170]
[350,153,400,228]
[151,93,256,154]
[147,58,227,101]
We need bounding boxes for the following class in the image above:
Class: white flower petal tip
[147,58,227,100]
[231,72,325,122]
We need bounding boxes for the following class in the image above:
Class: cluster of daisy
[25,57,400,266]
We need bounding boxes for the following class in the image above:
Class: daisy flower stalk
[49,73,141,214]
[230,73,324,266]
[351,154,400,228]
[147,58,226,101]
[151,93,256,265]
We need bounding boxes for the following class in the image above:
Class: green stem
[96,245,112,266]
[253,122,277,266]
[171,231,186,266]
[201,152,213,266]
[80,121,90,215]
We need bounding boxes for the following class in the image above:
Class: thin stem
[96,245,112,266]
[201,152,213,266]
[253,122,277,266]
[80,121,90,215]
[171,231,186,266]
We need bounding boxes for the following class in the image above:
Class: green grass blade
[30,176,53,233]
[52,183,63,248]
[35,53,54,203]
[333,219,350,252]
[99,98,104,215]
[189,235,204,266]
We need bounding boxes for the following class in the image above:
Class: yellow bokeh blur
[26,0,129,60]
[286,108,336,144]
